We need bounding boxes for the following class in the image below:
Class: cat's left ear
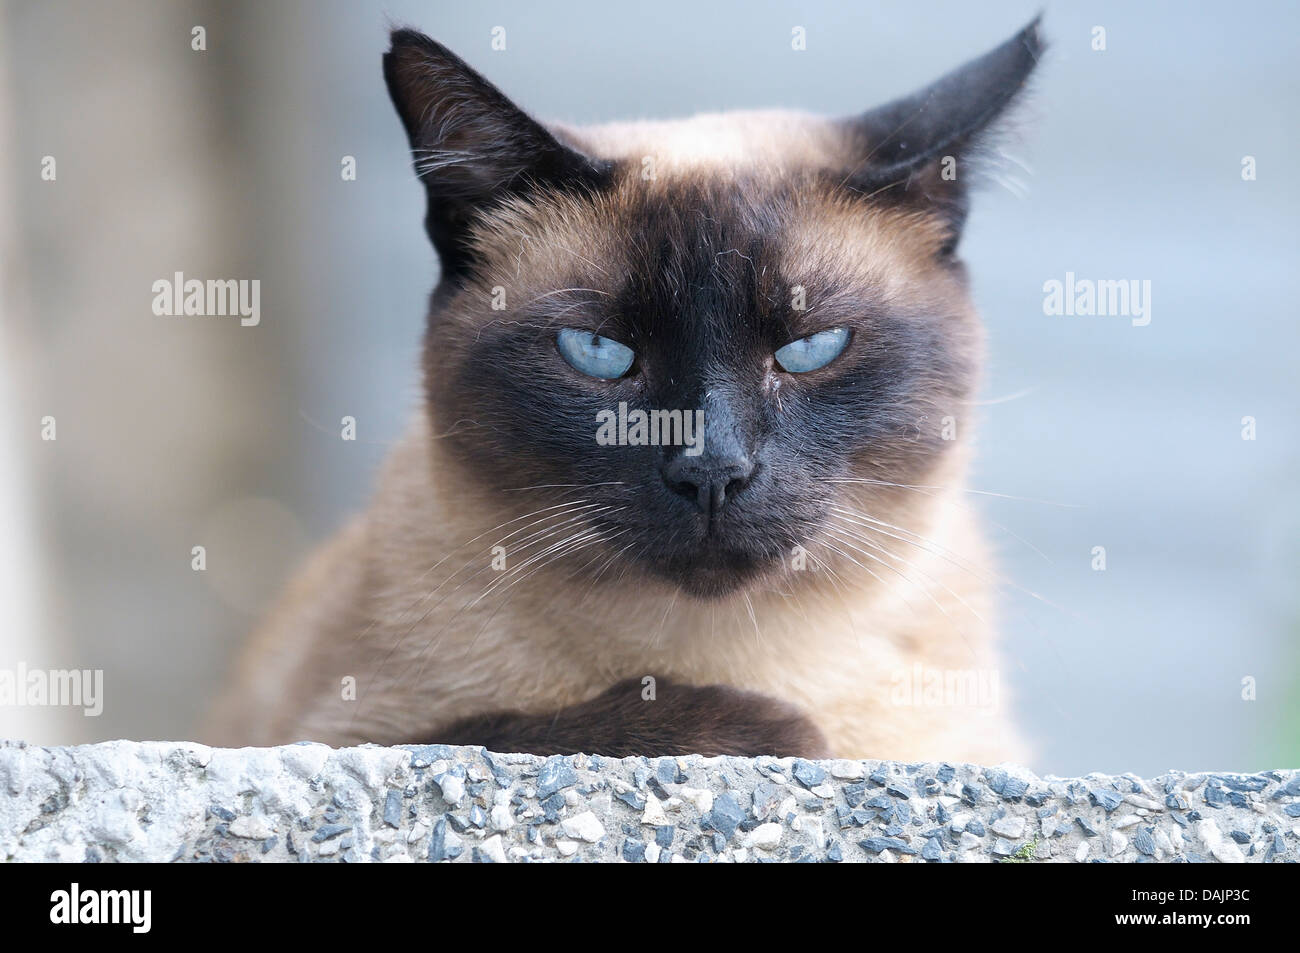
[840,17,1044,252]
[384,29,611,280]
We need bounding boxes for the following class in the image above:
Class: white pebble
[1124,794,1163,811]
[227,816,274,840]
[794,815,826,850]
[279,744,329,780]
[1154,829,1173,859]
[1196,819,1245,863]
[479,834,507,863]
[561,811,605,843]
[641,793,671,826]
[990,816,1026,838]
[433,773,464,806]
[743,823,783,850]
[830,760,864,780]
[678,787,713,813]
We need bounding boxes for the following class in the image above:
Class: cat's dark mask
[384,21,1042,597]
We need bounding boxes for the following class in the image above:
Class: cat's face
[385,23,1042,597]
[425,171,977,597]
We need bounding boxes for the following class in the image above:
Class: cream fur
[209,402,1029,764]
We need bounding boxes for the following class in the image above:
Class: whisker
[349,505,621,725]
[827,477,1080,508]
[963,386,1038,407]
[825,520,986,628]
[828,502,1079,618]
[821,526,981,659]
[398,528,611,689]
[462,530,629,655]
[501,481,627,493]
[349,500,598,644]
[647,588,680,651]
[351,499,609,645]
[741,591,763,649]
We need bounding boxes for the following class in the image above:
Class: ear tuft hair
[840,16,1045,251]
[384,29,611,281]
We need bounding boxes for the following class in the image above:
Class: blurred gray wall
[1,0,1296,776]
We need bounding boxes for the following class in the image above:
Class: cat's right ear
[384,29,610,280]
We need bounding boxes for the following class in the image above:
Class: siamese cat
[210,19,1044,764]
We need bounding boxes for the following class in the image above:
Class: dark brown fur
[430,677,830,758]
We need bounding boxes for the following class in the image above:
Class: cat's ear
[384,29,611,279]
[840,17,1044,252]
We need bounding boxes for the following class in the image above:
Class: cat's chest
[423,584,918,714]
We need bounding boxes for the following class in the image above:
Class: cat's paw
[429,676,829,759]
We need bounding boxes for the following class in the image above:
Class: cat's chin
[650,550,770,599]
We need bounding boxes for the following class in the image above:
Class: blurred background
[1,0,1296,776]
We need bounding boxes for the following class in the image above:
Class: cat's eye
[556,328,635,380]
[774,327,851,373]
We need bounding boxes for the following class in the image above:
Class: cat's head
[384,21,1042,598]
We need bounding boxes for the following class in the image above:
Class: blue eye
[556,328,635,379]
[774,327,850,373]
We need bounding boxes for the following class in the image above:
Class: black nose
[662,453,755,515]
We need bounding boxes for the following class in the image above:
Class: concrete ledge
[1,740,1297,862]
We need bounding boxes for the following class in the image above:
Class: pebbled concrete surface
[1,741,1297,862]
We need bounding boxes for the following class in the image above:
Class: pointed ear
[840,17,1044,253]
[383,29,611,280]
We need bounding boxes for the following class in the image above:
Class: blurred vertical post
[0,0,317,742]
[0,7,72,742]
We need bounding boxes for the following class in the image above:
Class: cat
[208,18,1044,764]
